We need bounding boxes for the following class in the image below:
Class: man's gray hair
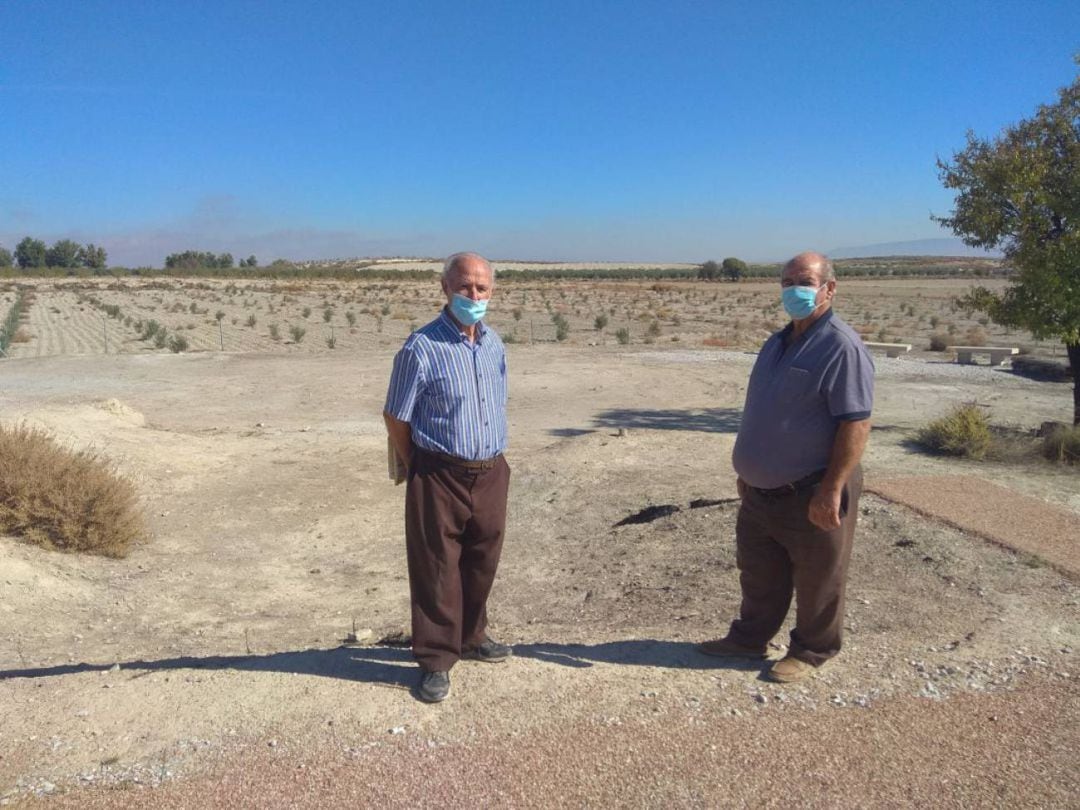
[820,256,835,282]
[442,252,492,280]
[784,251,835,282]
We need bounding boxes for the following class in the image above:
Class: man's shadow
[0,640,768,686]
[0,645,418,690]
[513,639,766,673]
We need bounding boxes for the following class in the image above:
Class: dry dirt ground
[1,279,1078,806]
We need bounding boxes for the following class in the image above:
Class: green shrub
[169,334,189,353]
[140,319,161,341]
[301,306,311,319]
[289,325,306,343]
[552,312,570,342]
[917,403,992,459]
[0,423,144,557]
[246,314,257,328]
[928,333,949,352]
[1042,425,1080,465]
[154,329,168,349]
[345,311,356,327]
[594,314,608,331]
[615,327,630,345]
[269,323,280,341]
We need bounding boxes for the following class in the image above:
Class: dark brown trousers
[404,449,509,672]
[727,466,863,667]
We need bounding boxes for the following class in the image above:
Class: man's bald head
[783,251,834,284]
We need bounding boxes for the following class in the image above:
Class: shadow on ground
[585,407,742,434]
[0,640,763,683]
[0,646,418,690]
[514,640,763,672]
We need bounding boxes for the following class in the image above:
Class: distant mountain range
[827,238,1002,259]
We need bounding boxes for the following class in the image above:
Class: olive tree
[935,58,1080,424]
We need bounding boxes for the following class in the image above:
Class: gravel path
[871,475,1080,579]
[27,672,1079,808]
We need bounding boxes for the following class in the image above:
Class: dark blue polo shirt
[732,309,874,489]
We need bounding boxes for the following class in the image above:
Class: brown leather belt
[421,448,502,471]
[750,469,827,498]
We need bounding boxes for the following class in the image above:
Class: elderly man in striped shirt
[383,252,511,703]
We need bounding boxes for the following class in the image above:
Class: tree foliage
[0,246,12,268]
[79,243,108,269]
[698,260,720,280]
[164,250,235,270]
[15,237,47,268]
[722,257,748,281]
[935,58,1080,424]
[45,239,83,269]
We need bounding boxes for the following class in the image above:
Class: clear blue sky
[2,1,1078,265]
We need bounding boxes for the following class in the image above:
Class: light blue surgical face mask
[781,284,822,320]
[450,293,489,326]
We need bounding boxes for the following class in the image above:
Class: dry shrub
[928,333,949,351]
[963,326,987,346]
[11,328,31,343]
[702,336,729,347]
[916,403,992,460]
[1042,425,1080,465]
[0,424,144,557]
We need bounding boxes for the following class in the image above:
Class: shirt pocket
[424,376,464,416]
[775,366,814,406]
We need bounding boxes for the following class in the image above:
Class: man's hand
[808,485,843,531]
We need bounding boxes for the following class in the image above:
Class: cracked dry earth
[1,343,1078,807]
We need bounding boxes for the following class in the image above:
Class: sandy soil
[1,280,1078,805]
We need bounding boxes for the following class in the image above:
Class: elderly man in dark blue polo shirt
[384,252,511,703]
[699,251,874,683]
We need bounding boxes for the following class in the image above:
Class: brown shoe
[768,656,819,683]
[696,637,767,659]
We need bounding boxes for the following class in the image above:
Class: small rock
[389,726,406,735]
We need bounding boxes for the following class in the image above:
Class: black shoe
[462,638,512,663]
[417,670,450,703]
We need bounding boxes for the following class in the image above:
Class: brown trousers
[404,448,510,672]
[727,466,863,666]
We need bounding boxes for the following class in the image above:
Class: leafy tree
[165,250,236,270]
[244,255,257,267]
[79,243,108,269]
[15,237,47,268]
[722,257,748,281]
[935,59,1080,424]
[45,239,83,268]
[0,246,12,268]
[698,260,720,281]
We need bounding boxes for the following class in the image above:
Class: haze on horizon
[2,2,1076,267]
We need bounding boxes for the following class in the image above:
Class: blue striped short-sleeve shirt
[384,309,508,461]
